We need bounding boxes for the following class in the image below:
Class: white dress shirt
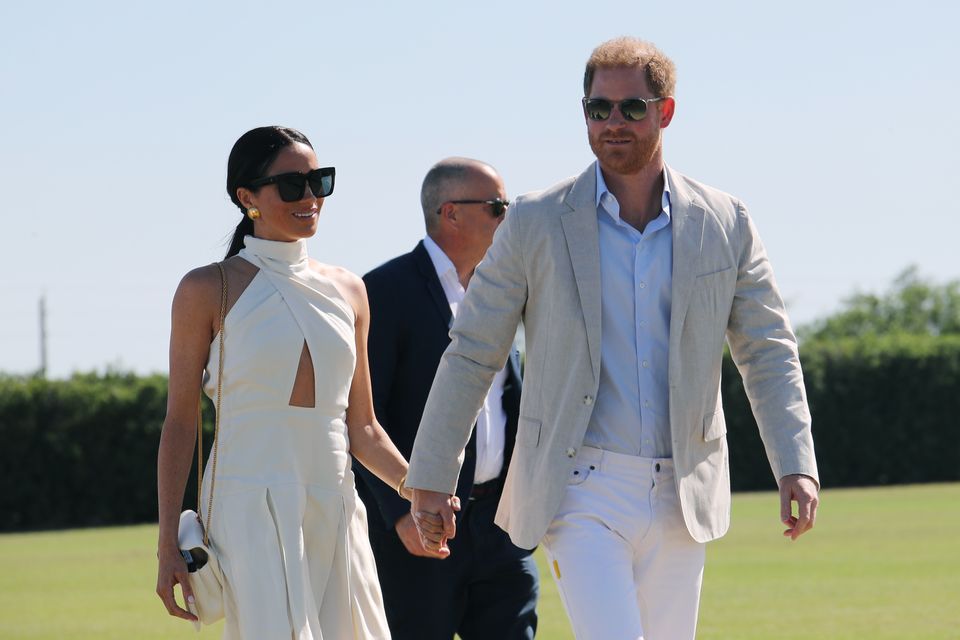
[583,163,674,457]
[423,235,508,483]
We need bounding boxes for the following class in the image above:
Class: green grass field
[2,484,958,639]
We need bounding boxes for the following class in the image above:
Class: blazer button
[582,395,594,406]
[566,448,576,458]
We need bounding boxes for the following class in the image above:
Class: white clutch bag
[178,509,225,629]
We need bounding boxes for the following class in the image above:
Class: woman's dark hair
[224,126,313,258]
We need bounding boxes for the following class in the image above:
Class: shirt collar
[594,162,672,224]
[422,235,459,284]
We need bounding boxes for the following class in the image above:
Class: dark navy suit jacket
[354,241,522,532]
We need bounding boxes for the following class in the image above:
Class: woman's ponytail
[225,215,254,258]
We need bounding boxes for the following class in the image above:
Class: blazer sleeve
[725,201,819,486]
[408,200,529,494]
[356,269,411,529]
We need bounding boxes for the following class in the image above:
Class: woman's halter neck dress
[200,236,389,639]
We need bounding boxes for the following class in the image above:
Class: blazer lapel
[560,164,602,380]
[667,166,706,356]
[413,241,454,329]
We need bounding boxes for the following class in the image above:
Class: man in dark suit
[355,157,538,640]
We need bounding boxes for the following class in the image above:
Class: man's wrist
[781,473,819,489]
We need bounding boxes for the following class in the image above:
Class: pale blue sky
[2,1,958,377]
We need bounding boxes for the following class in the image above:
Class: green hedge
[1,335,958,530]
[723,334,960,491]
[0,372,213,532]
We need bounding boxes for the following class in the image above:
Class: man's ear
[659,97,676,129]
[438,201,457,225]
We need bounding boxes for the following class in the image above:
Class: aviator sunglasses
[582,97,666,122]
[248,167,336,202]
[438,198,510,217]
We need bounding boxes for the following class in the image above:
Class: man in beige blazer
[407,37,819,639]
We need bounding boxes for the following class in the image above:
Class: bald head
[420,157,500,234]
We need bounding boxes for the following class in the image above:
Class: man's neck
[453,249,482,289]
[430,234,478,289]
[601,159,665,233]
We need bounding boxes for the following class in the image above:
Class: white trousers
[541,446,705,640]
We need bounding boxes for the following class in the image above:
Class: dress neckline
[242,235,309,270]
[234,233,357,326]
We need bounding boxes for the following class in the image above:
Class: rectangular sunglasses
[582,97,665,122]
[248,166,336,202]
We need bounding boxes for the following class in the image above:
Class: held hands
[779,474,819,541]
[410,488,461,558]
[395,513,449,559]
[156,546,199,622]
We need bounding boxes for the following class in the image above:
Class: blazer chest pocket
[693,266,736,301]
[695,265,734,282]
[516,417,542,448]
[703,409,727,442]
[691,266,737,327]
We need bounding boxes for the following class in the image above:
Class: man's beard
[588,128,661,175]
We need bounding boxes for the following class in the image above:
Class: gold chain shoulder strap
[195,261,227,546]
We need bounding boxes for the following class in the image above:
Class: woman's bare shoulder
[176,264,222,299]
[178,256,259,317]
[170,264,224,329]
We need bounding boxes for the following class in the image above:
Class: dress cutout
[200,235,390,639]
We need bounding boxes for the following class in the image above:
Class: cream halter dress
[200,236,390,639]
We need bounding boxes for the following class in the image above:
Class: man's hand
[394,513,447,558]
[779,474,819,541]
[410,488,460,558]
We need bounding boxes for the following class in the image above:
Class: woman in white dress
[156,126,415,638]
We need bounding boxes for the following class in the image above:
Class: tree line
[1,268,957,531]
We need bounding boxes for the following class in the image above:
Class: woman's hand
[156,546,198,622]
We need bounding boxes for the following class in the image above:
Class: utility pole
[39,295,48,378]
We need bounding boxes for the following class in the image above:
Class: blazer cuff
[778,472,820,491]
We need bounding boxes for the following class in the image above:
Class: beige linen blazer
[407,163,818,548]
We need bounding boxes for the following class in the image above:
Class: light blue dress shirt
[583,163,674,458]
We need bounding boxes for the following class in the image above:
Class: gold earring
[247,207,261,220]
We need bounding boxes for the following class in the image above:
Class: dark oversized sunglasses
[439,198,510,217]
[248,167,336,202]
[582,97,666,122]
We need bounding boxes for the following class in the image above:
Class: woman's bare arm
[155,265,219,620]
